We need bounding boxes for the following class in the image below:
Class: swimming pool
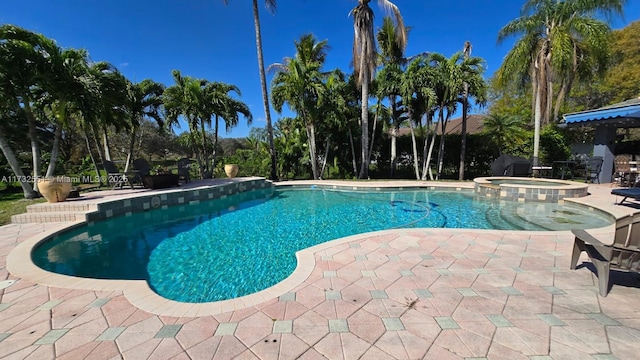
[32,187,614,303]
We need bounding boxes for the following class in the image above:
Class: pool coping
[6,179,628,317]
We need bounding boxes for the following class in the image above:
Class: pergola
[562,98,640,183]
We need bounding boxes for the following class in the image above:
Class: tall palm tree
[271,34,328,180]
[458,41,472,180]
[206,81,252,171]
[497,0,625,166]
[122,79,165,172]
[164,70,208,178]
[0,25,62,192]
[222,0,277,181]
[350,0,406,179]
[376,16,407,177]
[427,52,486,180]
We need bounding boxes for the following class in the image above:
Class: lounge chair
[177,158,192,183]
[103,160,134,189]
[570,213,640,296]
[133,158,152,177]
[611,187,640,205]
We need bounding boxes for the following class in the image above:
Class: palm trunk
[358,51,370,180]
[91,123,106,167]
[0,126,37,198]
[213,115,220,172]
[24,102,41,192]
[102,126,112,161]
[83,126,104,187]
[252,0,277,181]
[189,122,204,179]
[407,108,420,180]
[348,126,358,177]
[459,41,471,181]
[123,126,137,173]
[533,76,543,167]
[200,119,210,177]
[305,120,319,180]
[367,100,380,166]
[436,109,449,180]
[389,96,399,177]
[45,123,63,178]
[320,136,331,179]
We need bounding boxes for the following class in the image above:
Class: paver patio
[1,180,640,359]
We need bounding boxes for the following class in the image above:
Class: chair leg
[570,239,585,270]
[592,259,611,296]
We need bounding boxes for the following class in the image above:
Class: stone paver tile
[147,338,185,359]
[87,298,110,308]
[325,290,341,300]
[328,319,349,333]
[493,327,549,356]
[155,324,182,338]
[369,290,388,299]
[272,320,292,334]
[435,316,460,330]
[33,328,69,345]
[95,326,126,341]
[588,313,622,326]
[382,317,405,331]
[538,314,566,327]
[214,322,238,336]
[279,292,296,302]
[0,333,11,342]
[487,314,514,328]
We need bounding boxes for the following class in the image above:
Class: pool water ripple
[32,187,614,303]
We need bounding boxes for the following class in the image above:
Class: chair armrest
[571,229,610,247]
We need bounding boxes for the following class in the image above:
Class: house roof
[562,97,640,128]
[393,114,487,137]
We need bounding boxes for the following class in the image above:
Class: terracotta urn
[224,164,239,178]
[37,176,72,203]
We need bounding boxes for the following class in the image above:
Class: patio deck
[1,180,640,359]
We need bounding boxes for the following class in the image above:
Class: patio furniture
[142,174,180,189]
[490,154,532,177]
[133,158,152,177]
[613,154,635,187]
[103,160,135,189]
[574,156,604,183]
[177,158,192,183]
[552,160,576,180]
[611,187,640,205]
[570,213,640,296]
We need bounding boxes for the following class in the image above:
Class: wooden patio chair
[570,213,640,296]
[177,158,192,184]
[102,160,134,189]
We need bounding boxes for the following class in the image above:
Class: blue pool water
[32,187,614,303]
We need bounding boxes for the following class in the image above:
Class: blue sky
[3,0,640,138]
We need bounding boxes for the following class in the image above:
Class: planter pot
[224,164,239,178]
[37,176,72,203]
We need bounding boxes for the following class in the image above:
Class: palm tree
[350,0,406,179]
[206,82,252,171]
[164,70,208,178]
[482,113,528,155]
[426,52,486,180]
[376,16,407,177]
[458,41,472,180]
[497,0,625,166]
[271,34,328,180]
[221,0,277,181]
[122,79,165,172]
[0,25,62,192]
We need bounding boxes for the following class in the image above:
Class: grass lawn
[0,190,46,226]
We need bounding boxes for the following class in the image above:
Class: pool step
[24,202,97,213]
[11,202,98,224]
[11,211,92,224]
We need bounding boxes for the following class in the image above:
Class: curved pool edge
[5,224,612,318]
[6,180,630,318]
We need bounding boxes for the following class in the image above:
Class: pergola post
[593,125,616,183]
